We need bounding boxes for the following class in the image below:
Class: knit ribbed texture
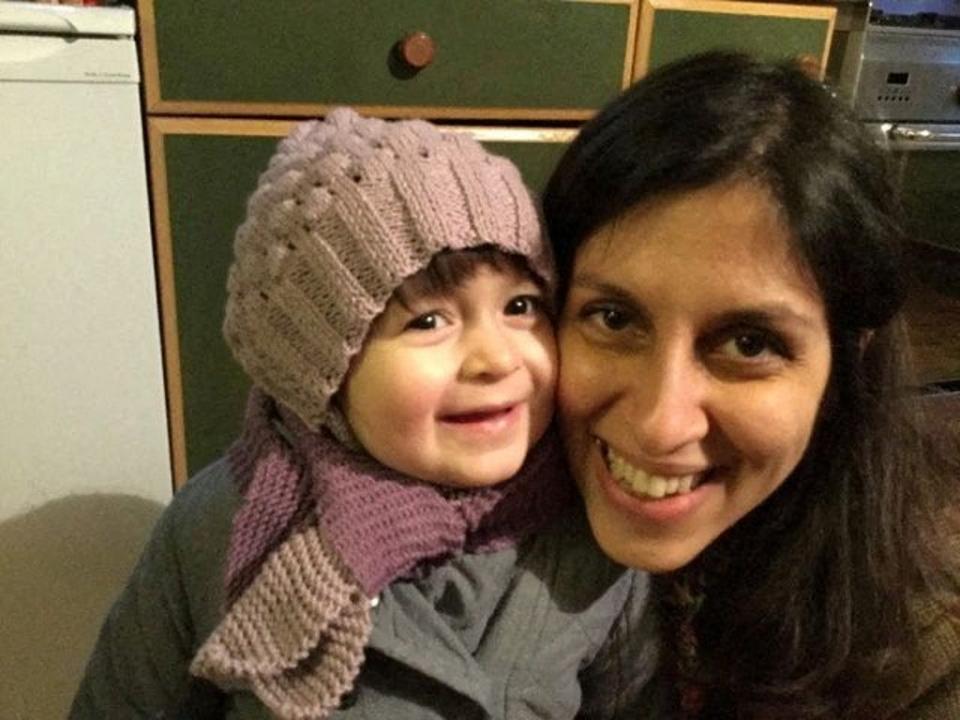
[224,388,573,601]
[224,389,313,603]
[192,389,575,719]
[292,400,572,598]
[223,107,554,433]
[191,526,371,720]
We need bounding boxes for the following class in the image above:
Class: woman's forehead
[571,180,824,317]
[585,182,791,262]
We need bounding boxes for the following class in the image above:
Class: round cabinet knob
[398,31,436,70]
[793,53,821,80]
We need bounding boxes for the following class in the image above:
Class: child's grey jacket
[69,458,665,719]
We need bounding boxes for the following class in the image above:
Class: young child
[70,109,660,720]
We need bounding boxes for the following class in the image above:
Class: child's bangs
[398,246,539,300]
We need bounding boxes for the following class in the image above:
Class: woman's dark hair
[544,51,959,718]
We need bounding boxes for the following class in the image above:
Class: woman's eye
[732,333,768,358]
[600,308,630,331]
[716,329,787,361]
[404,312,446,331]
[504,295,543,316]
[582,304,632,332]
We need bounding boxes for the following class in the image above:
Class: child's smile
[342,263,557,489]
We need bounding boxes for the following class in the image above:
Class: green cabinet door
[153,120,574,485]
[142,0,635,119]
[898,151,960,255]
[635,0,835,79]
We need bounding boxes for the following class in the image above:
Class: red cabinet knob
[398,31,436,70]
[794,53,821,80]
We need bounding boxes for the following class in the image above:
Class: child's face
[341,263,557,489]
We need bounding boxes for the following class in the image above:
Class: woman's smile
[602,440,707,499]
[593,437,718,525]
[557,179,832,573]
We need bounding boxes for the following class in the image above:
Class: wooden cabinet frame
[138,0,638,121]
[633,0,836,80]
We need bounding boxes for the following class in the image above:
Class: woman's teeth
[605,445,701,500]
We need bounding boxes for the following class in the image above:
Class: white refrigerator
[0,2,172,518]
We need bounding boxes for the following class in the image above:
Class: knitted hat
[223,108,554,433]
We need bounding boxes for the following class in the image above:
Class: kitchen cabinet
[142,0,861,487]
[634,0,836,79]
[140,0,637,120]
[140,0,634,486]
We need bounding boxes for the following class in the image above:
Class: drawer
[634,0,836,80]
[148,117,576,486]
[140,0,637,121]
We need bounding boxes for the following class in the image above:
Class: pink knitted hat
[223,108,554,432]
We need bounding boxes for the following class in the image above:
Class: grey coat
[70,458,664,719]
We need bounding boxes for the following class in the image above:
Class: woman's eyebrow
[568,274,639,304]
[709,306,819,331]
[572,274,819,329]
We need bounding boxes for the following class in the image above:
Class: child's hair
[394,247,549,307]
[221,108,554,439]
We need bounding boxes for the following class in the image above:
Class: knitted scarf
[191,388,574,719]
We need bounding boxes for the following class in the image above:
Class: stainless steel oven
[843,0,960,252]
[839,1,960,384]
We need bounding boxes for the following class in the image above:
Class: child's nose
[459,324,521,380]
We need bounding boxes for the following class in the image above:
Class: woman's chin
[588,519,709,573]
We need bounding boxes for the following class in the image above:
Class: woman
[543,51,960,719]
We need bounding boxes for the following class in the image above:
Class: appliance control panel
[855,31,960,122]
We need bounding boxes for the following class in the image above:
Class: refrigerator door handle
[0,5,77,35]
[0,34,71,67]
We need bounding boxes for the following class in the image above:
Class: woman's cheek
[557,333,612,473]
[557,332,596,420]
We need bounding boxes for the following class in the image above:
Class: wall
[0,495,165,719]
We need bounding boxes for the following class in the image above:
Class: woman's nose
[459,322,521,381]
[628,349,709,455]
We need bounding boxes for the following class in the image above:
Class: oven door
[869,123,960,384]
[884,123,960,254]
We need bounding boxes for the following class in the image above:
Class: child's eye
[404,312,448,331]
[504,295,543,316]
